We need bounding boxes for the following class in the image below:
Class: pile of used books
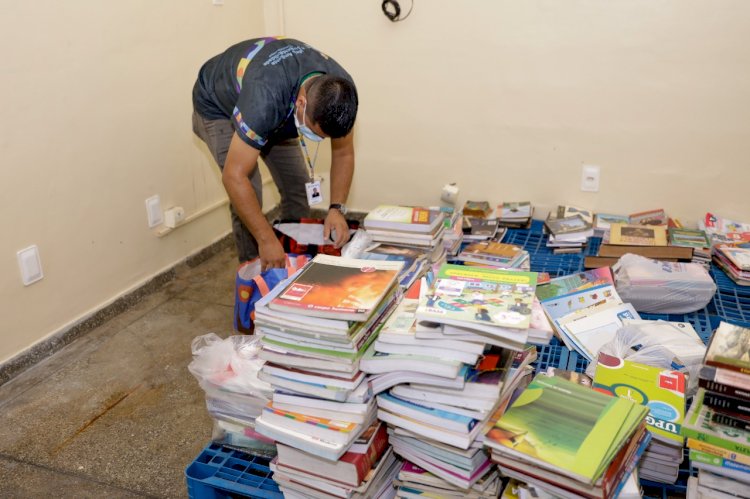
[358,262,540,496]
[496,201,534,229]
[485,372,650,499]
[461,200,504,243]
[363,205,446,255]
[713,244,750,286]
[357,243,431,291]
[453,241,528,269]
[252,254,405,498]
[544,205,594,254]
[668,226,712,269]
[685,322,750,496]
[592,353,687,484]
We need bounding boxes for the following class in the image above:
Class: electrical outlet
[17,245,43,286]
[581,165,600,192]
[145,195,163,228]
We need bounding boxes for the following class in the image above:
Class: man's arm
[222,133,287,270]
[326,130,355,247]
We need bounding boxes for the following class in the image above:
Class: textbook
[535,267,613,302]
[364,205,445,233]
[705,321,750,375]
[485,374,648,484]
[608,223,668,246]
[668,227,710,249]
[415,263,537,337]
[682,389,750,456]
[268,254,402,321]
[593,353,686,446]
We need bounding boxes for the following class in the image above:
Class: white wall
[280,0,750,224]
[0,1,269,363]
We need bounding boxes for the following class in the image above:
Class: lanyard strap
[297,135,320,180]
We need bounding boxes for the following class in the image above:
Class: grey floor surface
[0,246,240,498]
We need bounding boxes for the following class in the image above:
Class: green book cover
[261,326,379,361]
[668,227,710,248]
[682,388,750,455]
[416,264,538,330]
[485,374,647,484]
[592,353,686,446]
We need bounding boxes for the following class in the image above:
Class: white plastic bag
[341,229,374,258]
[613,253,716,314]
[585,320,706,395]
[188,333,272,399]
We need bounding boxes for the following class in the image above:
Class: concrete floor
[0,246,240,498]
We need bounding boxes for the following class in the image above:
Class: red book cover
[338,422,389,483]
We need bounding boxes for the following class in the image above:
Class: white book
[373,340,480,365]
[377,407,481,449]
[368,369,466,396]
[262,363,365,390]
[259,345,360,374]
[391,385,496,412]
[557,302,640,361]
[359,343,462,378]
[255,416,348,462]
[272,391,372,414]
[698,471,750,498]
[390,394,488,420]
[272,402,368,424]
[258,371,353,402]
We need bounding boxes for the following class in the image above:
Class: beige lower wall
[0,1,270,363]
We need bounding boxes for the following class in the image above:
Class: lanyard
[297,135,320,180]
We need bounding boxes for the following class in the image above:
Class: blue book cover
[378,392,477,431]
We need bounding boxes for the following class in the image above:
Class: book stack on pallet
[592,353,687,484]
[668,227,712,269]
[252,254,405,498]
[496,201,534,229]
[363,205,446,253]
[544,205,595,254]
[485,374,651,499]
[685,322,750,497]
[358,263,539,495]
[453,241,528,269]
[713,244,750,286]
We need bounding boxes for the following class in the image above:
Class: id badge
[305,180,323,206]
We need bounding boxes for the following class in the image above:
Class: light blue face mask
[294,100,324,142]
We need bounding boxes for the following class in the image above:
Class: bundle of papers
[485,374,650,499]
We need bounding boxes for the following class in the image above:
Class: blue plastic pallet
[185,443,282,499]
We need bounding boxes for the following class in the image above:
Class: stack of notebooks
[496,201,534,229]
[545,205,594,253]
[393,461,502,498]
[684,321,750,496]
[252,254,404,497]
[453,241,528,269]
[713,244,750,286]
[592,353,687,484]
[536,267,640,362]
[363,205,446,252]
[485,373,651,499]
[669,227,711,269]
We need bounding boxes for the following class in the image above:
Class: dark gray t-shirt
[193,37,353,150]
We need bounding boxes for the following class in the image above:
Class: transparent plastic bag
[585,320,706,395]
[188,333,272,400]
[340,229,373,259]
[612,253,716,314]
[211,417,277,458]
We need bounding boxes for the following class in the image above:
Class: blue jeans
[192,111,311,262]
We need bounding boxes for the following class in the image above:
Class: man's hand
[259,238,287,271]
[324,209,350,248]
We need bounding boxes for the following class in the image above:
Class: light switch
[17,245,44,286]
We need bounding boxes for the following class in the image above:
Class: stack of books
[252,255,405,497]
[683,322,750,495]
[700,212,750,246]
[485,374,651,499]
[436,207,464,256]
[545,206,594,253]
[593,213,629,239]
[454,241,528,269]
[713,244,750,286]
[363,205,446,251]
[462,200,493,219]
[393,460,503,498]
[592,353,687,484]
[537,267,641,362]
[669,227,711,268]
[462,217,503,243]
[496,201,534,229]
[359,243,431,290]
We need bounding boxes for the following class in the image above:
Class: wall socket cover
[17,245,43,286]
[581,164,601,192]
[145,195,163,228]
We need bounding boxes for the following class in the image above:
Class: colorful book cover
[464,346,516,392]
[535,267,614,302]
[705,322,750,374]
[416,264,538,330]
[629,208,667,226]
[682,389,750,455]
[539,283,620,321]
[364,205,444,231]
[557,205,594,224]
[264,402,358,433]
[485,374,647,483]
[269,255,402,320]
[668,227,710,249]
[717,245,750,271]
[462,200,493,218]
[459,241,524,264]
[689,449,750,475]
[609,223,668,246]
[377,392,478,432]
[545,214,591,235]
[593,353,686,445]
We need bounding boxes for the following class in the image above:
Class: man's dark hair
[307,76,358,138]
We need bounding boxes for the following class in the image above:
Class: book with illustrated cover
[609,223,668,246]
[682,389,750,456]
[364,205,445,233]
[268,254,402,321]
[545,214,591,235]
[557,205,594,225]
[535,267,613,302]
[540,283,621,322]
[594,213,629,232]
[668,228,710,249]
[705,322,750,375]
[463,200,493,218]
[415,263,538,335]
[593,353,686,446]
[629,208,667,226]
[716,245,750,272]
[457,241,525,266]
[485,374,648,484]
